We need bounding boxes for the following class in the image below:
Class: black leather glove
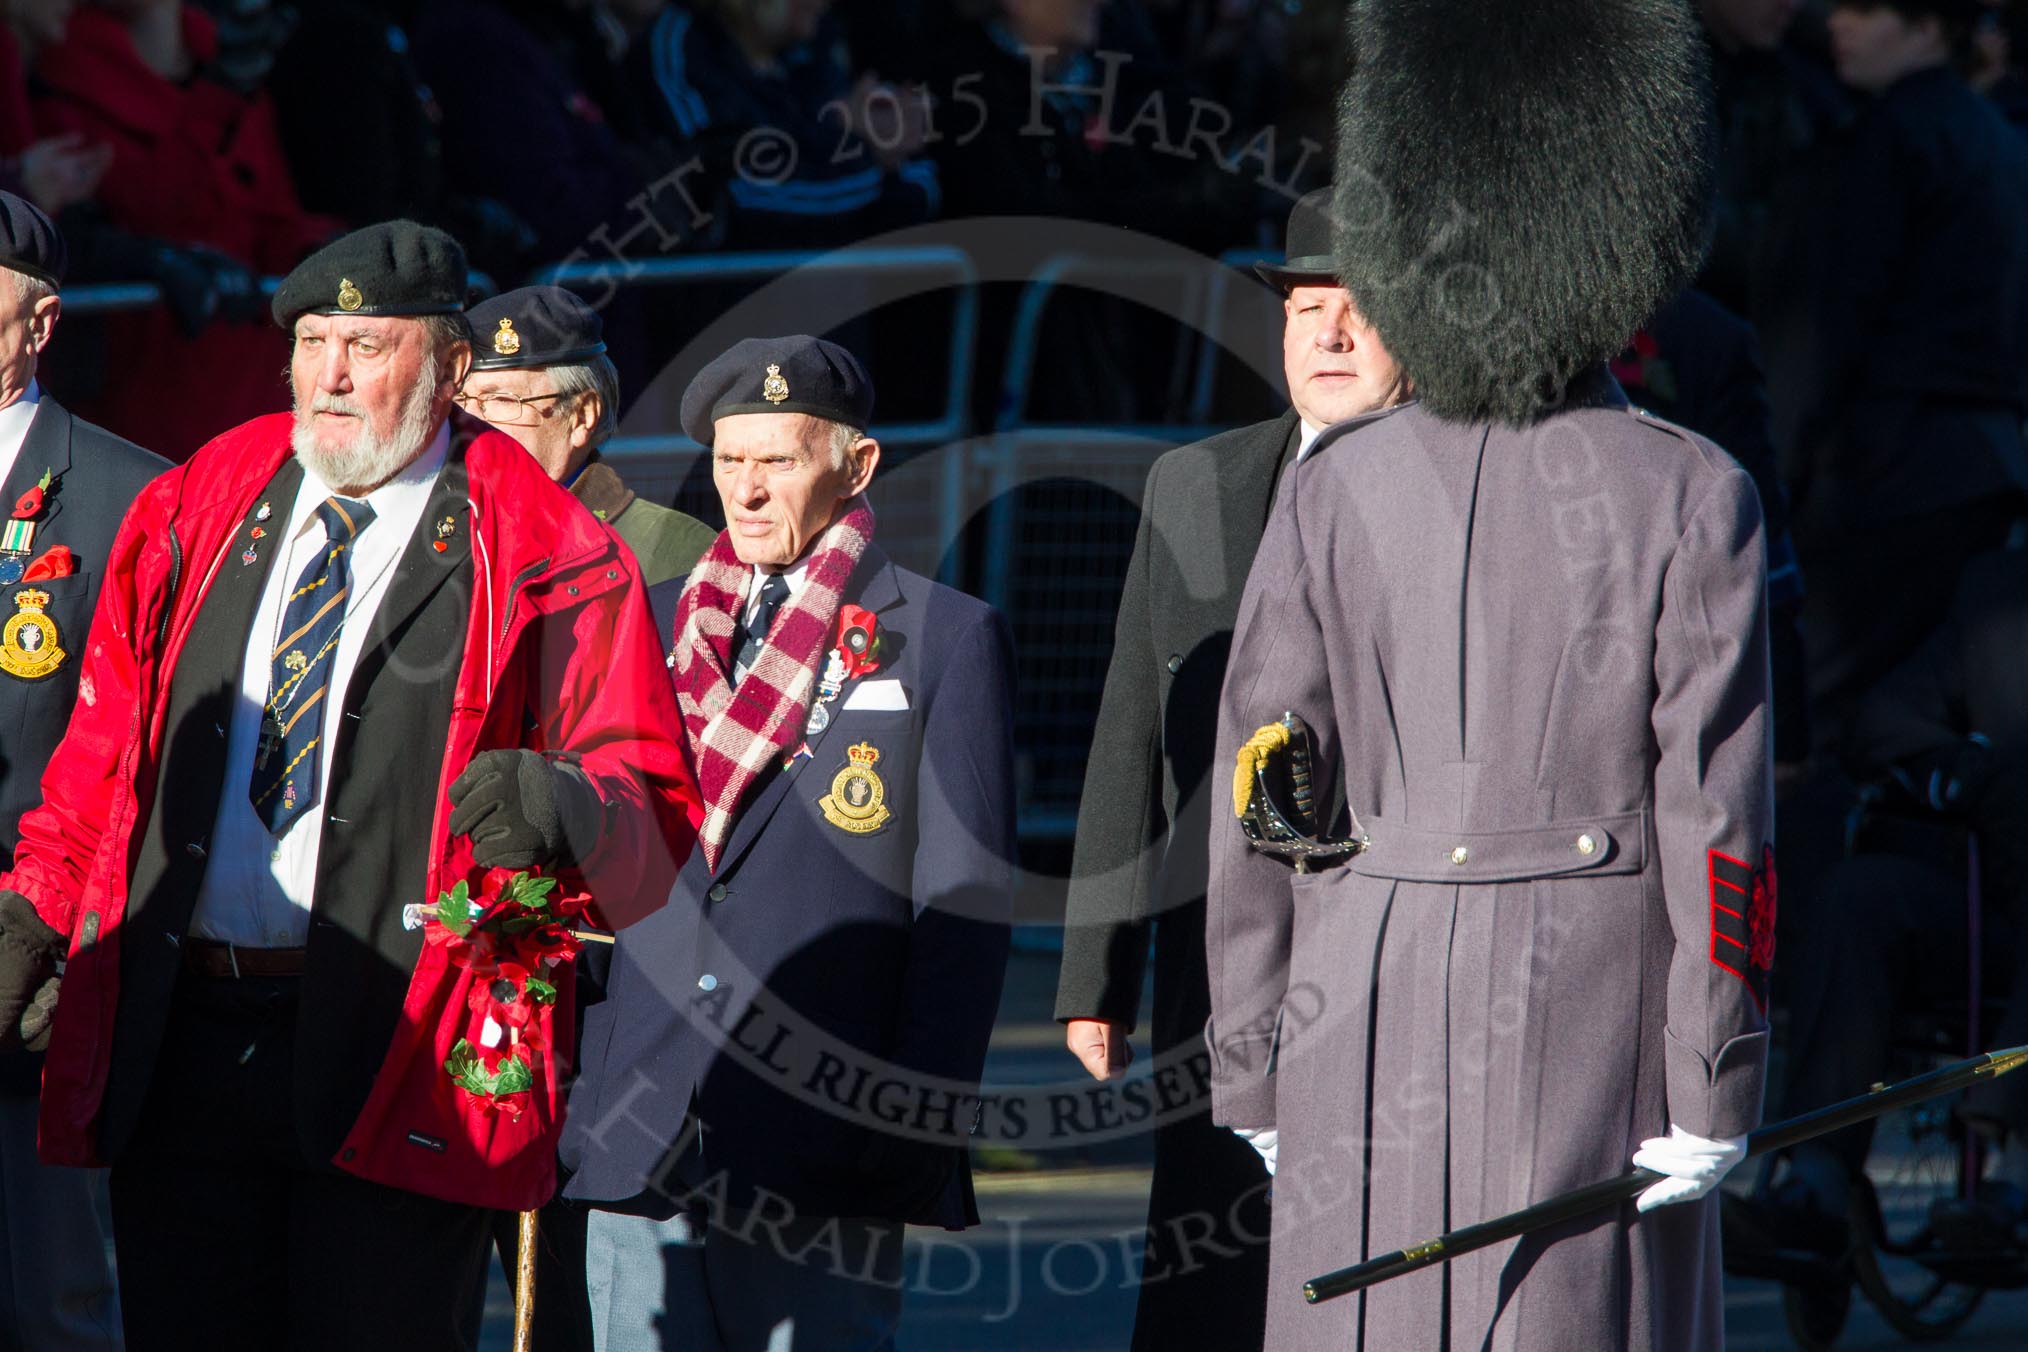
[187,246,263,325]
[447,750,606,871]
[19,975,59,1053]
[0,890,65,1053]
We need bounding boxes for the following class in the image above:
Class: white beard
[291,355,442,495]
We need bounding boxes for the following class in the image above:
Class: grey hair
[7,269,54,307]
[547,355,621,446]
[420,312,471,362]
[821,419,864,471]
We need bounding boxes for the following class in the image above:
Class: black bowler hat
[1254,186,1342,292]
[680,336,875,447]
[271,220,467,328]
[466,286,607,371]
[0,192,65,290]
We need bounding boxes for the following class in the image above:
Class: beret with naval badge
[0,191,65,289]
[271,220,467,328]
[467,286,607,371]
[679,335,874,447]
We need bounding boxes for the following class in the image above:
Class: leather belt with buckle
[182,940,307,979]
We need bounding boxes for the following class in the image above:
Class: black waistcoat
[105,454,475,1166]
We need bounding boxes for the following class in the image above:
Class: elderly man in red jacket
[0,220,702,1351]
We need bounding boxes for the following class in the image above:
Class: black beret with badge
[1254,185,1340,293]
[467,286,608,371]
[0,191,65,290]
[270,219,467,328]
[679,336,874,447]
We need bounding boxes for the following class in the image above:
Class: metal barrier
[974,428,1215,839]
[539,247,980,450]
[994,248,1283,433]
[60,250,1249,849]
[58,272,498,318]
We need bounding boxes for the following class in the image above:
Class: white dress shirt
[1297,418,1324,462]
[0,380,46,492]
[188,427,450,947]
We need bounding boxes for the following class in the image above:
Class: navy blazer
[0,397,163,860]
[562,545,1015,1229]
[0,396,163,1094]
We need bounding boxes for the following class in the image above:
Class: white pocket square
[843,679,909,711]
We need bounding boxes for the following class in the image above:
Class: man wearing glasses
[460,286,714,586]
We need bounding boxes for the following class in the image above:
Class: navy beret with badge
[271,220,468,328]
[0,191,65,290]
[680,336,875,447]
[467,286,607,372]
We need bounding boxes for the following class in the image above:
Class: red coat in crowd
[33,5,338,460]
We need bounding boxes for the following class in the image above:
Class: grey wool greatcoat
[1207,390,1775,1352]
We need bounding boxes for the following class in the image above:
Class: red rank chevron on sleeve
[1708,846,1775,1012]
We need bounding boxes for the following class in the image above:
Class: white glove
[1234,1126,1279,1176]
[1631,1124,1747,1213]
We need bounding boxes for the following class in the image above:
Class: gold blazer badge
[819,742,891,834]
[1,588,65,680]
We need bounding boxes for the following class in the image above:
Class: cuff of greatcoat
[1205,1022,1277,1131]
[1664,1026,1769,1141]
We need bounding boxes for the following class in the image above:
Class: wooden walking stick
[513,1207,538,1352]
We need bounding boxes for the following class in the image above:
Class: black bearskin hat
[1334,0,1714,426]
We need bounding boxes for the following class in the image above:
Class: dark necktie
[249,496,375,835]
[733,572,791,683]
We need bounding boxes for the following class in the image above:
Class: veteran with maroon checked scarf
[1206,3,1776,1349]
[0,221,702,1350]
[563,337,1016,1351]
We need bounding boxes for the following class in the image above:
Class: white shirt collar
[0,380,45,492]
[292,424,449,541]
[1296,418,1324,461]
[744,556,811,626]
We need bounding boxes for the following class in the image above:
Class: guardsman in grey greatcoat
[1206,3,1776,1349]
[1054,184,1410,1350]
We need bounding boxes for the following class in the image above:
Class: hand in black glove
[149,246,224,339]
[447,750,606,871]
[19,975,59,1054]
[186,246,263,325]
[0,890,65,1053]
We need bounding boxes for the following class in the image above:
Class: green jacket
[571,454,716,586]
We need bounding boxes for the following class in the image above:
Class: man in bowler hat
[1053,184,1409,1350]
[1207,3,1773,1347]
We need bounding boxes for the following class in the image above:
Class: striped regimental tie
[249,496,375,835]
[732,571,791,686]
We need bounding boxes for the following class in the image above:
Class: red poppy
[511,922,583,969]
[11,485,42,520]
[467,1090,526,1121]
[426,921,503,977]
[836,605,882,679]
[469,960,542,1032]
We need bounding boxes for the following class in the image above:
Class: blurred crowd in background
[9,0,2028,1199]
